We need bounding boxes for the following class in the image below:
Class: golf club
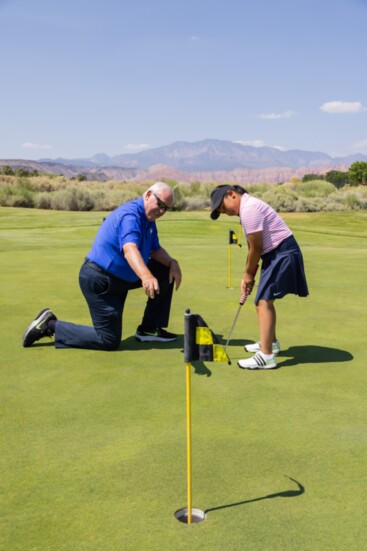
[225,265,259,355]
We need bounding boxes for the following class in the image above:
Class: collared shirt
[240,194,292,255]
[87,197,160,281]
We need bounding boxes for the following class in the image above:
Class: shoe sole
[237,362,278,370]
[22,309,52,347]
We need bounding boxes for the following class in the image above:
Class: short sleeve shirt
[239,194,292,254]
[87,197,160,281]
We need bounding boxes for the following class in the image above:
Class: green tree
[1,165,14,175]
[324,170,349,189]
[15,168,30,177]
[348,161,367,186]
[302,173,324,182]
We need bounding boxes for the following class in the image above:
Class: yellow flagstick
[228,243,232,288]
[185,362,192,525]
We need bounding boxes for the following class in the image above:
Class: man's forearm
[150,247,176,267]
[123,243,153,280]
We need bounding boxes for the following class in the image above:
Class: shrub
[33,175,68,191]
[34,192,52,209]
[284,180,335,197]
[248,182,273,194]
[261,186,297,212]
[51,188,94,211]
[169,185,186,210]
[294,196,326,212]
[345,192,364,210]
[264,192,296,212]
[182,196,210,211]
[92,189,138,211]
[0,179,34,207]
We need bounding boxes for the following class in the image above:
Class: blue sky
[1,0,367,160]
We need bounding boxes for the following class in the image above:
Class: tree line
[302,161,367,187]
[1,161,367,186]
[1,162,367,212]
[0,165,89,181]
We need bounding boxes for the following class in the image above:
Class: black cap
[210,185,234,220]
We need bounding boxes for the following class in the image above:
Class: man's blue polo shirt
[87,197,160,282]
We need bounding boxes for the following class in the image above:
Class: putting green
[0,207,366,550]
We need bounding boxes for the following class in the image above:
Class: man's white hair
[145,181,174,200]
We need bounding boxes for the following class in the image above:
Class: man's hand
[150,248,183,291]
[168,259,182,290]
[141,275,160,299]
[123,242,159,298]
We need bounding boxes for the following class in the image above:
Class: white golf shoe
[238,352,277,370]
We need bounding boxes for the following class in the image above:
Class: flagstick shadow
[204,476,305,515]
[121,336,213,375]
[190,361,212,377]
[184,332,231,375]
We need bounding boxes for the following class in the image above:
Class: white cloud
[257,110,297,120]
[190,36,199,41]
[124,143,151,152]
[22,142,52,149]
[350,139,367,153]
[320,101,366,114]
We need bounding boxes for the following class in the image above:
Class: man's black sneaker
[22,308,57,347]
[134,325,177,342]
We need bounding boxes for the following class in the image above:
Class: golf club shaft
[225,303,243,349]
[225,291,250,349]
[225,265,259,350]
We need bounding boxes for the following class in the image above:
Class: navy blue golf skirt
[255,235,309,304]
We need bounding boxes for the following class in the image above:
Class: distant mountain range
[40,139,367,170]
[2,139,366,183]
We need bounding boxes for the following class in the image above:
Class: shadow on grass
[30,337,352,374]
[277,345,353,368]
[31,341,55,348]
[121,334,184,351]
[121,336,213,376]
[189,361,212,377]
[205,476,305,515]
[228,340,353,368]
[30,334,215,378]
[30,335,185,351]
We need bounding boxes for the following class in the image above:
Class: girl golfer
[210,184,308,370]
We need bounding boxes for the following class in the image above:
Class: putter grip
[239,291,248,305]
[239,264,259,305]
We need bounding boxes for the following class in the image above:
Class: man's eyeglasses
[154,192,169,212]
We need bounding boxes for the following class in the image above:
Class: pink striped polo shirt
[239,194,292,254]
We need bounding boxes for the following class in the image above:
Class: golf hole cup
[174,507,206,524]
